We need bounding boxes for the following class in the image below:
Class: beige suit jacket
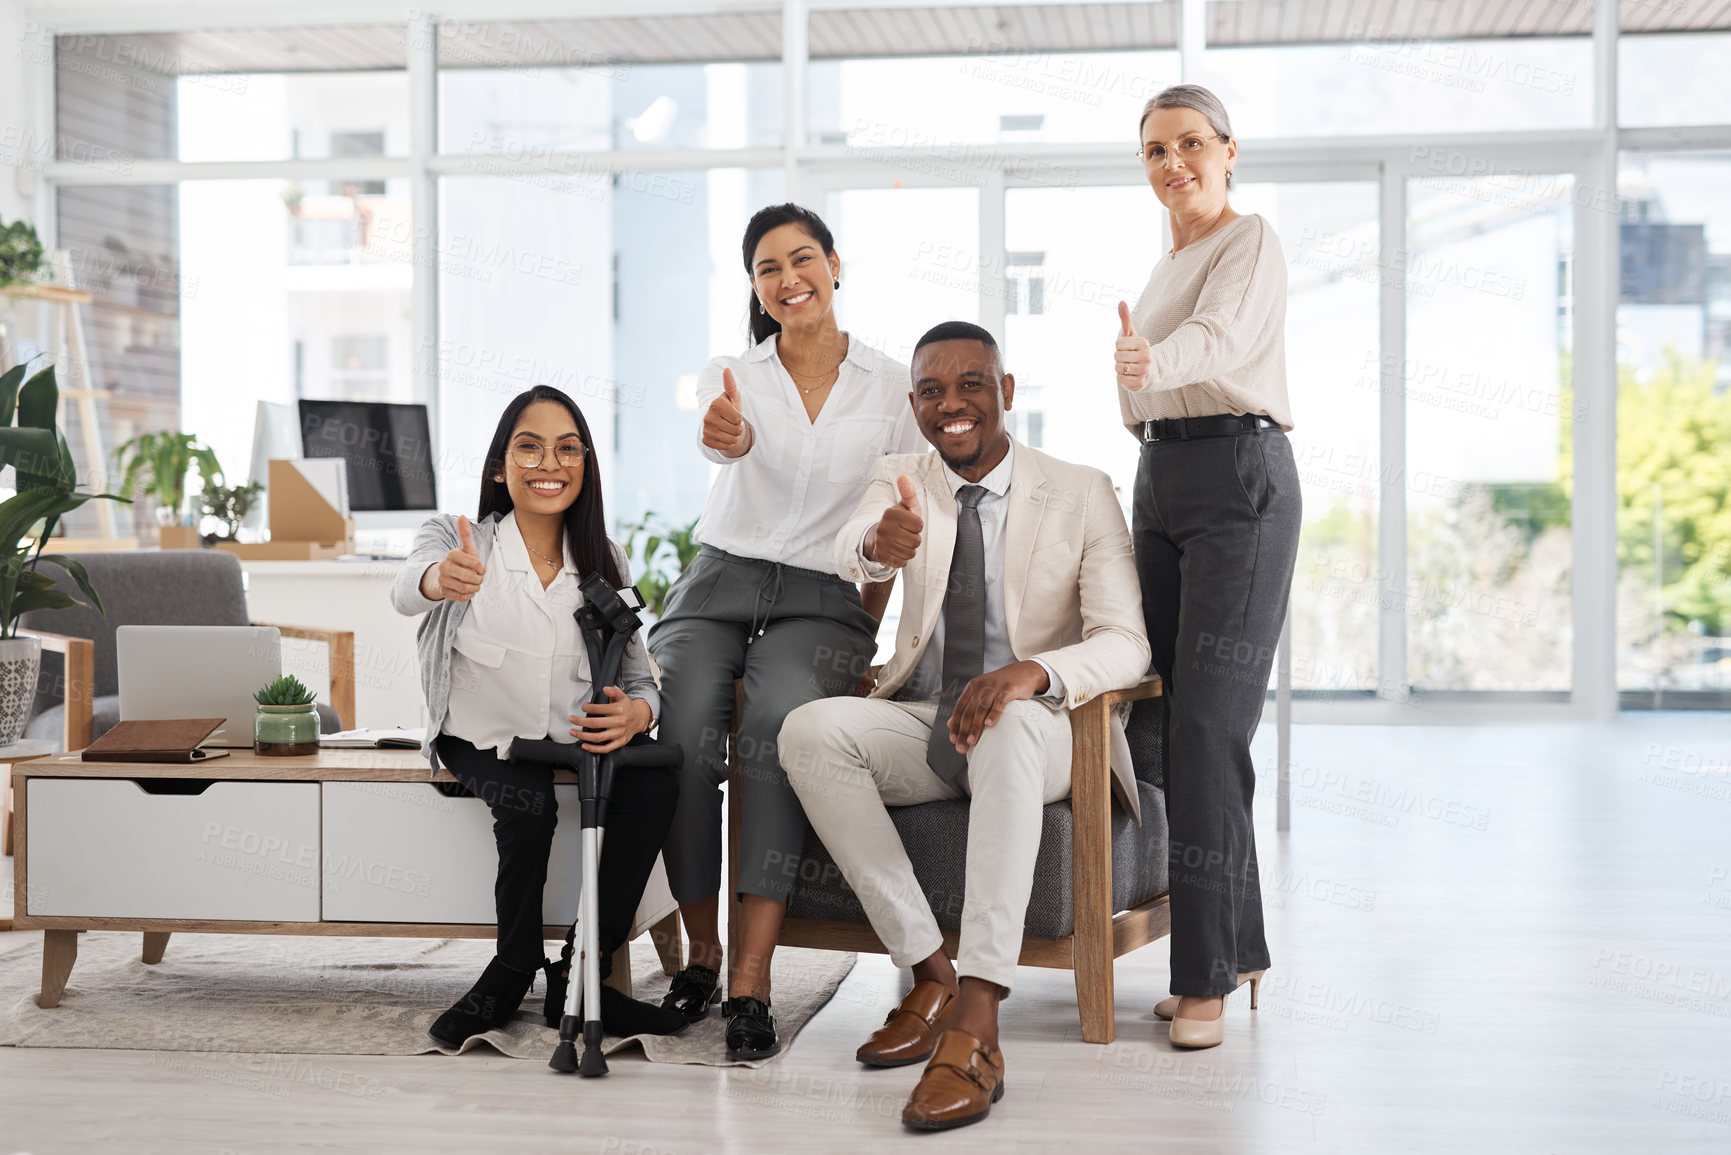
[833,439,1153,823]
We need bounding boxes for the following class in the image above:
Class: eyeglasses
[1136,134,1230,164]
[509,438,587,469]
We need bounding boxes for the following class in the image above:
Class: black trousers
[435,733,679,978]
[1133,429,1301,997]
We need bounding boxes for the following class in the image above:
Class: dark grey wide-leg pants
[1133,428,1301,997]
[649,545,879,904]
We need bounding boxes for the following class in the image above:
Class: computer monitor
[297,400,438,527]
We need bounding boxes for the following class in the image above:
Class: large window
[1615,151,1731,705]
[1405,174,1575,692]
[39,7,1731,714]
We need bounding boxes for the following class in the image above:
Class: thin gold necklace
[783,359,842,395]
[524,538,563,571]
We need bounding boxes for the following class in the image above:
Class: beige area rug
[0,932,852,1067]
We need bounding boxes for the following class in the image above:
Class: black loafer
[721,995,780,1062]
[662,965,722,1023]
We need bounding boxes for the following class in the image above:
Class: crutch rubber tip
[578,1046,609,1078]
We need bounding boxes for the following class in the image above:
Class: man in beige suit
[779,321,1150,1131]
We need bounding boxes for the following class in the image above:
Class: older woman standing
[1113,85,1300,1050]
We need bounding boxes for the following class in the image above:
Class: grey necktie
[927,484,987,783]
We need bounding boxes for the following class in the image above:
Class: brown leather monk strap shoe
[900,1028,1006,1131]
[856,980,958,1068]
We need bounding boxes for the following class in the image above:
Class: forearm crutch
[509,736,680,1076]
[506,571,677,1077]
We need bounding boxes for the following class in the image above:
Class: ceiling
[54,1,1731,73]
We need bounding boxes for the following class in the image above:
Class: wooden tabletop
[15,746,483,782]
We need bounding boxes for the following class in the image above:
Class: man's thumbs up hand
[864,474,924,569]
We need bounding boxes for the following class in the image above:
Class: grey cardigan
[391,511,659,774]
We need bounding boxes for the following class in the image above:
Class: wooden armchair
[725,674,1168,1044]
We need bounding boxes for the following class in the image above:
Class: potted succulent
[111,431,224,548]
[253,674,320,756]
[0,362,129,745]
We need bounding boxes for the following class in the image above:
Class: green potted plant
[253,673,320,756]
[0,218,45,289]
[622,512,702,618]
[0,361,129,745]
[111,431,224,547]
[200,480,264,545]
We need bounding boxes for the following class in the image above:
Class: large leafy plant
[0,363,130,639]
[112,431,223,525]
[622,512,702,617]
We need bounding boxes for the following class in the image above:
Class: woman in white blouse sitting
[1112,85,1302,1051]
[393,386,688,1048]
[651,203,924,1060]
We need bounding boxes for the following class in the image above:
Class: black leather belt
[1140,414,1277,442]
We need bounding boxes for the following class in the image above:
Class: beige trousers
[778,696,1072,993]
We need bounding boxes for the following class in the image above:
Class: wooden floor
[3,714,1729,1153]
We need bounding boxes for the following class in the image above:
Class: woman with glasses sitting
[393,385,688,1049]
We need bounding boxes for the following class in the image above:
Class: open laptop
[116,626,285,749]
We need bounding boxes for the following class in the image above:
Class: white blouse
[693,332,925,574]
[443,512,657,759]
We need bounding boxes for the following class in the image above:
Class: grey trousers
[649,545,880,904]
[1133,428,1301,997]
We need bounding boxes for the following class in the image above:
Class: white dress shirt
[444,512,657,758]
[860,442,1063,703]
[694,332,924,573]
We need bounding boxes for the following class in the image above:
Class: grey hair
[1139,84,1235,185]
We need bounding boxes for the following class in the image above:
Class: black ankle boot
[429,957,536,1048]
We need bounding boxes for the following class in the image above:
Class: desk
[11,747,681,1007]
[239,559,424,730]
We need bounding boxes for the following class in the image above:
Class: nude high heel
[1159,970,1265,1048]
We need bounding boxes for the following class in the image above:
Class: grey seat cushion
[26,696,342,751]
[785,781,1169,941]
[1126,694,1165,790]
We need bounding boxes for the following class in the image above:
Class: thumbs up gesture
[434,514,487,602]
[1114,300,1152,392]
[864,474,924,569]
[701,367,753,458]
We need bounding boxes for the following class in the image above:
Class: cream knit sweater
[1118,212,1293,434]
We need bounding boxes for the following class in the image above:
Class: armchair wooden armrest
[251,621,355,731]
[15,629,96,752]
[1068,673,1162,1043]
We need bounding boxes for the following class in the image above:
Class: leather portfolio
[80,718,233,763]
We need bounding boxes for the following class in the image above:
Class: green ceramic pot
[255,703,320,756]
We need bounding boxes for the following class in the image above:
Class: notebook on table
[318,727,425,750]
[81,718,232,764]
